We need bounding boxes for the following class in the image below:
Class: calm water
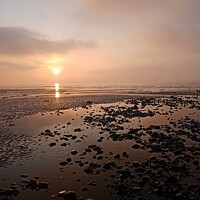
[0,83,199,99]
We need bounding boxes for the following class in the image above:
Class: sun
[49,66,62,75]
[53,67,60,75]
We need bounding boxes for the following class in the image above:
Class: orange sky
[0,0,200,86]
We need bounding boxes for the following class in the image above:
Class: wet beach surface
[0,93,200,200]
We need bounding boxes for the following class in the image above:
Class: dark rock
[103,162,116,170]
[115,183,127,195]
[49,142,56,147]
[86,101,93,105]
[97,156,103,160]
[133,187,142,191]
[167,176,178,184]
[57,190,67,197]
[20,174,28,178]
[59,161,68,166]
[119,169,131,179]
[113,154,120,159]
[13,189,20,195]
[74,128,81,132]
[64,191,76,200]
[132,161,140,168]
[0,189,13,196]
[193,160,199,165]
[132,144,140,149]
[71,150,78,155]
[122,152,129,158]
[66,158,72,162]
[79,162,84,167]
[29,179,37,188]
[81,187,88,191]
[38,182,48,189]
[84,163,100,174]
[72,136,77,140]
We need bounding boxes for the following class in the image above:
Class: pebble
[57,190,67,197]
[71,150,78,155]
[132,144,140,149]
[38,182,48,189]
[49,142,56,147]
[20,174,28,178]
[81,186,89,191]
[63,191,76,200]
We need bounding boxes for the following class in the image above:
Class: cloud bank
[0,26,96,56]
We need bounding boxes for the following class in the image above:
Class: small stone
[132,144,140,149]
[149,156,156,160]
[51,195,57,199]
[13,189,20,195]
[29,179,37,188]
[49,142,56,147]
[133,187,142,191]
[66,158,72,162]
[71,150,78,155]
[72,136,77,140]
[20,174,28,178]
[0,189,13,196]
[86,101,93,104]
[103,162,116,170]
[122,152,129,158]
[81,187,89,191]
[57,190,67,197]
[113,154,120,159]
[38,182,48,189]
[193,160,199,165]
[74,128,81,132]
[10,182,17,186]
[79,162,84,167]
[167,176,178,183]
[59,161,68,166]
[64,191,76,200]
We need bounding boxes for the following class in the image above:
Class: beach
[0,86,199,200]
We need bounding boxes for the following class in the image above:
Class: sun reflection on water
[55,83,60,98]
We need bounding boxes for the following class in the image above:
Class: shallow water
[0,96,199,200]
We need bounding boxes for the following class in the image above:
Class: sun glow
[52,67,61,75]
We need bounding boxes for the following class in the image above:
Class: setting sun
[49,66,62,75]
[53,67,60,75]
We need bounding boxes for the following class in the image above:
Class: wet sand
[0,95,200,200]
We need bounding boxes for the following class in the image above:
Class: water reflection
[55,83,60,98]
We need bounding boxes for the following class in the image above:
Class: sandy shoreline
[0,95,200,200]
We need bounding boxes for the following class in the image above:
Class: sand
[0,94,200,200]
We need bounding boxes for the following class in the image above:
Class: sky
[0,0,200,86]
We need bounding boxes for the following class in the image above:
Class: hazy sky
[0,0,200,86]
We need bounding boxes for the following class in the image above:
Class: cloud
[80,0,200,33]
[81,0,200,15]
[0,61,38,71]
[0,26,96,56]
